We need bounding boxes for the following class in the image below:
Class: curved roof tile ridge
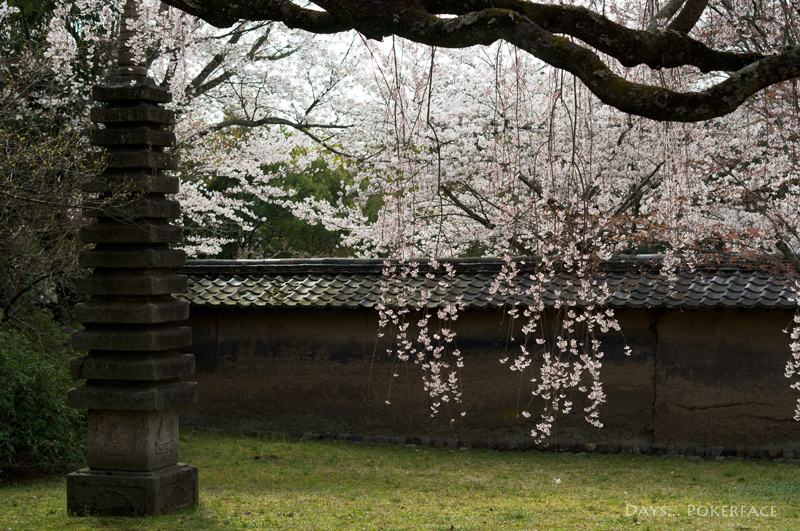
[178,255,798,310]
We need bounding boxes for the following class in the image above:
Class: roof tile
[178,258,798,311]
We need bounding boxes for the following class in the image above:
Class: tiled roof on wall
[179,257,799,310]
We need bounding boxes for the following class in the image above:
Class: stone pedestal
[67,75,198,516]
[67,465,198,516]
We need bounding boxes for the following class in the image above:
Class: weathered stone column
[66,0,198,516]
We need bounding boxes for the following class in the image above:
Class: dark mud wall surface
[180,306,799,453]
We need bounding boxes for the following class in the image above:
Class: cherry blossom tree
[239,1,800,432]
[40,0,800,433]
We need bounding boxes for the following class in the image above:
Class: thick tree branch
[161,1,760,71]
[429,2,758,71]
[1,273,52,324]
[189,22,261,97]
[502,22,800,122]
[204,116,358,159]
[189,25,297,98]
[160,0,800,122]
[160,0,352,32]
[667,0,709,34]
[439,184,533,255]
[515,173,565,214]
[209,116,348,132]
[195,71,234,96]
[190,52,227,94]
[776,240,800,276]
[647,0,686,31]
[612,161,665,217]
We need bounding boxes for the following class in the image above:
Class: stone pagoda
[66,0,198,515]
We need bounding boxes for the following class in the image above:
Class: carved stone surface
[80,220,183,244]
[70,352,195,381]
[86,409,180,471]
[83,196,182,219]
[91,126,175,146]
[81,172,180,194]
[92,75,170,102]
[67,381,198,411]
[67,464,198,515]
[75,270,188,295]
[71,326,192,352]
[72,299,190,324]
[91,104,175,125]
[79,247,186,269]
[103,150,179,170]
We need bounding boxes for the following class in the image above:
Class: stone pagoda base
[67,465,198,516]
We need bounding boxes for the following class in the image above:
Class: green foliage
[0,15,92,324]
[0,308,85,469]
[196,157,366,259]
[226,158,353,258]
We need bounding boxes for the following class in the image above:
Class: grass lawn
[2,429,800,530]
